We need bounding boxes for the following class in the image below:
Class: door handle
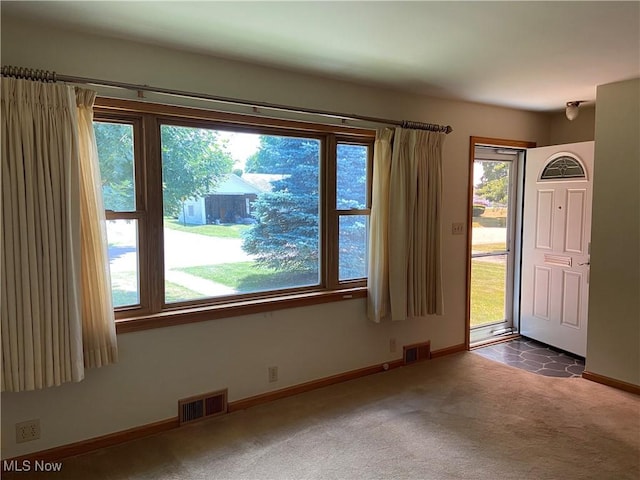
[579,262,590,266]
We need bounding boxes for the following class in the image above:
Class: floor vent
[403,341,431,365]
[179,389,228,425]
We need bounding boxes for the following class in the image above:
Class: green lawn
[179,261,317,292]
[112,282,201,307]
[113,220,506,325]
[164,218,251,239]
[179,257,504,325]
[470,258,506,327]
[165,282,204,303]
[112,288,139,308]
[474,207,507,226]
[472,242,507,254]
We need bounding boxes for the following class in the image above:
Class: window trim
[94,98,374,333]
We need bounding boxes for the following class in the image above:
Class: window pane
[540,156,585,180]
[339,215,368,281]
[337,144,367,209]
[94,122,136,212]
[470,255,507,326]
[106,219,139,307]
[161,128,321,303]
[472,160,511,253]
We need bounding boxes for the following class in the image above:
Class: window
[93,99,373,330]
[336,143,370,281]
[540,155,586,180]
[95,119,145,310]
[161,127,321,304]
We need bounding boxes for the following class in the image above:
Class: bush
[473,204,486,217]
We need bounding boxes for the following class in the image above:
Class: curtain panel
[1,78,117,392]
[367,128,394,323]
[368,127,445,323]
[76,88,118,369]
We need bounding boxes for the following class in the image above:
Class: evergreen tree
[243,136,320,273]
[243,136,368,278]
[336,144,368,279]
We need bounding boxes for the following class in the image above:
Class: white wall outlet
[268,366,278,383]
[452,222,465,235]
[16,419,40,443]
[389,338,397,353]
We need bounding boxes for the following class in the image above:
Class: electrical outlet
[451,222,465,235]
[389,338,397,353]
[16,419,40,443]
[268,366,278,383]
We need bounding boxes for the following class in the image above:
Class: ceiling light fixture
[565,101,582,121]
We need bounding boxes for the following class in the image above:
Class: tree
[243,137,368,278]
[94,122,136,211]
[95,123,234,218]
[336,144,367,209]
[160,125,234,218]
[336,144,368,279]
[476,161,509,205]
[242,136,320,272]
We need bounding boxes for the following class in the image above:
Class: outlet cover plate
[16,419,40,443]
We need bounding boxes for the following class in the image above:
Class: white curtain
[368,126,445,322]
[76,88,118,369]
[1,78,117,392]
[367,128,394,322]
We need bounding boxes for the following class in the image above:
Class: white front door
[520,141,594,356]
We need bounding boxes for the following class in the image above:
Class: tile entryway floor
[473,337,585,378]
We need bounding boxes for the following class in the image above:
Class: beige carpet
[7,352,640,479]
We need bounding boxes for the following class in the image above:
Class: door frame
[466,137,536,349]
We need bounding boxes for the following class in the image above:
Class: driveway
[108,225,254,298]
[163,228,254,269]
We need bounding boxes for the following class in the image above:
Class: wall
[585,78,640,386]
[547,105,596,145]
[0,15,551,458]
[179,197,206,225]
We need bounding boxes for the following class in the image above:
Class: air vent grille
[403,341,431,365]
[179,389,228,425]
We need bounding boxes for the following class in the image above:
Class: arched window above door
[540,155,586,180]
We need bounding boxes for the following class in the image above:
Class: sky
[218,131,260,170]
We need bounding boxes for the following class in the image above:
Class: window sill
[115,287,367,334]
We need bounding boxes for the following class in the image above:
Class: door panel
[565,189,586,253]
[535,190,554,249]
[533,266,551,319]
[521,141,594,356]
[561,270,582,328]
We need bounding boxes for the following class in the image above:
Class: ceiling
[3,1,639,112]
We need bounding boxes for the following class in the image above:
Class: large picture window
[93,99,373,331]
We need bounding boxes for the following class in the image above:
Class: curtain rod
[1,65,453,134]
